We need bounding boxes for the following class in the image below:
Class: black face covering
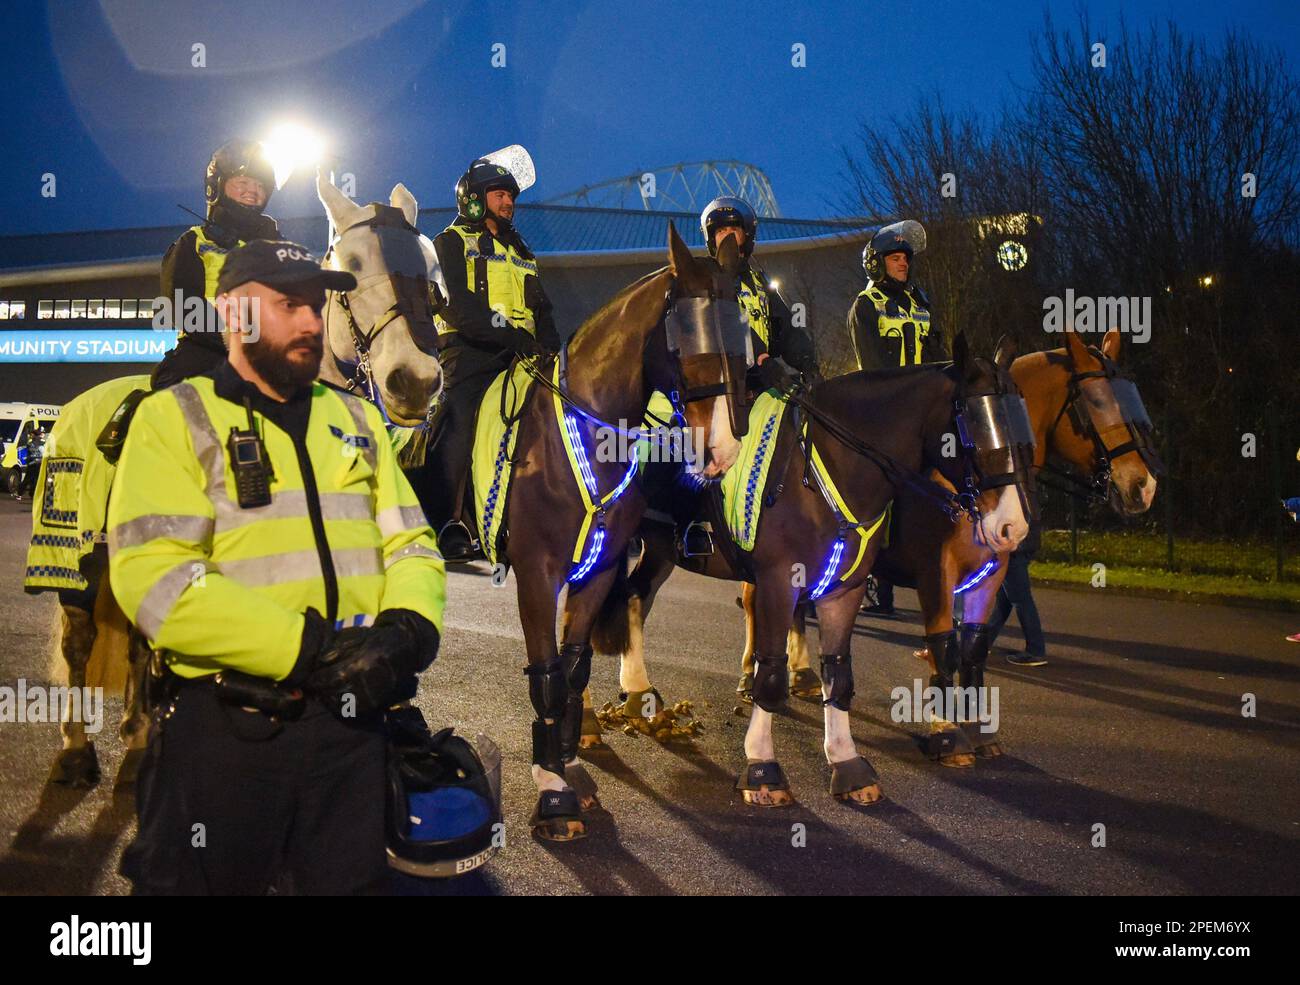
[209,196,279,244]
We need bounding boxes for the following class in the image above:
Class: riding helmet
[204,139,276,218]
[456,158,521,224]
[701,197,758,258]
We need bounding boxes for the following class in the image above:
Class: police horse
[590,335,1035,805]
[28,173,445,789]
[742,327,1161,766]
[407,225,748,840]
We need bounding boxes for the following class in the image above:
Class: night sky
[3,0,1298,235]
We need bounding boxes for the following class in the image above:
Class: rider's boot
[437,519,476,564]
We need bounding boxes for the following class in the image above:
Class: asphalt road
[0,494,1296,896]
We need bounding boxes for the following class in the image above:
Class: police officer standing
[850,220,948,614]
[109,240,446,895]
[677,197,820,555]
[423,154,559,561]
[152,139,280,389]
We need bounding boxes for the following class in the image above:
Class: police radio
[227,399,273,509]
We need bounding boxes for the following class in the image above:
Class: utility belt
[159,665,305,723]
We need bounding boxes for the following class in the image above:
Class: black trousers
[417,343,512,531]
[988,551,1046,656]
[122,683,387,896]
[151,335,226,390]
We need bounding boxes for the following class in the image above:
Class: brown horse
[590,335,1034,806]
[737,327,1161,766]
[459,224,748,840]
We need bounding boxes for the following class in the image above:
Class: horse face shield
[664,296,750,438]
[957,392,1038,516]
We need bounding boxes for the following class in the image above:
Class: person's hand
[512,331,545,359]
[757,357,796,392]
[307,610,440,719]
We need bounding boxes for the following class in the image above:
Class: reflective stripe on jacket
[107,375,444,681]
[434,222,538,337]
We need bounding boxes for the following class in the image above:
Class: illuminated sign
[0,330,177,363]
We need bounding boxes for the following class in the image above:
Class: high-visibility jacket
[434,222,539,337]
[738,266,772,350]
[850,279,942,369]
[25,375,151,594]
[190,225,241,300]
[107,369,445,682]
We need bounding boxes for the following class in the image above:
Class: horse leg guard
[558,642,592,763]
[527,660,584,840]
[527,660,568,780]
[751,653,790,713]
[829,755,882,803]
[921,631,976,767]
[925,630,959,685]
[820,653,855,712]
[957,623,1002,757]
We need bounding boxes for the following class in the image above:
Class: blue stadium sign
[0,330,176,362]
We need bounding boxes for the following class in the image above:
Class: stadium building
[0,175,876,403]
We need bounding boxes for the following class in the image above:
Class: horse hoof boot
[790,668,823,700]
[735,673,754,703]
[927,725,977,768]
[578,705,604,749]
[621,688,667,723]
[114,748,146,791]
[564,763,602,812]
[49,743,101,788]
[830,756,883,805]
[531,789,587,842]
[960,722,1004,758]
[737,760,795,807]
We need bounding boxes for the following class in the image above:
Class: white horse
[35,176,444,788]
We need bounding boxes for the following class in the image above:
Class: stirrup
[680,521,714,558]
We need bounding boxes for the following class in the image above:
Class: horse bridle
[1041,348,1164,502]
[324,205,437,408]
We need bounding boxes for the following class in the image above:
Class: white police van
[0,401,61,494]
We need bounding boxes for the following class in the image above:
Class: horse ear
[667,221,694,275]
[390,183,419,227]
[715,232,742,276]
[993,333,1018,371]
[952,330,970,376]
[1064,327,1091,368]
[317,170,364,232]
[1101,328,1122,363]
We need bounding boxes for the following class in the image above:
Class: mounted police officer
[850,220,946,370]
[675,197,820,556]
[152,139,280,389]
[109,240,445,895]
[423,150,559,562]
[851,220,948,614]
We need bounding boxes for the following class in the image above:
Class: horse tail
[590,562,632,657]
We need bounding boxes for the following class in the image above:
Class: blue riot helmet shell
[863,219,927,285]
[384,707,502,879]
[701,197,758,259]
[204,139,276,219]
[456,158,522,225]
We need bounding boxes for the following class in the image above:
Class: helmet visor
[871,219,927,257]
[481,145,535,194]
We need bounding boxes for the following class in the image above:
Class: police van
[0,401,61,492]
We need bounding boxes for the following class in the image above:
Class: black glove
[757,357,796,392]
[282,608,337,688]
[306,609,440,719]
[511,330,545,359]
